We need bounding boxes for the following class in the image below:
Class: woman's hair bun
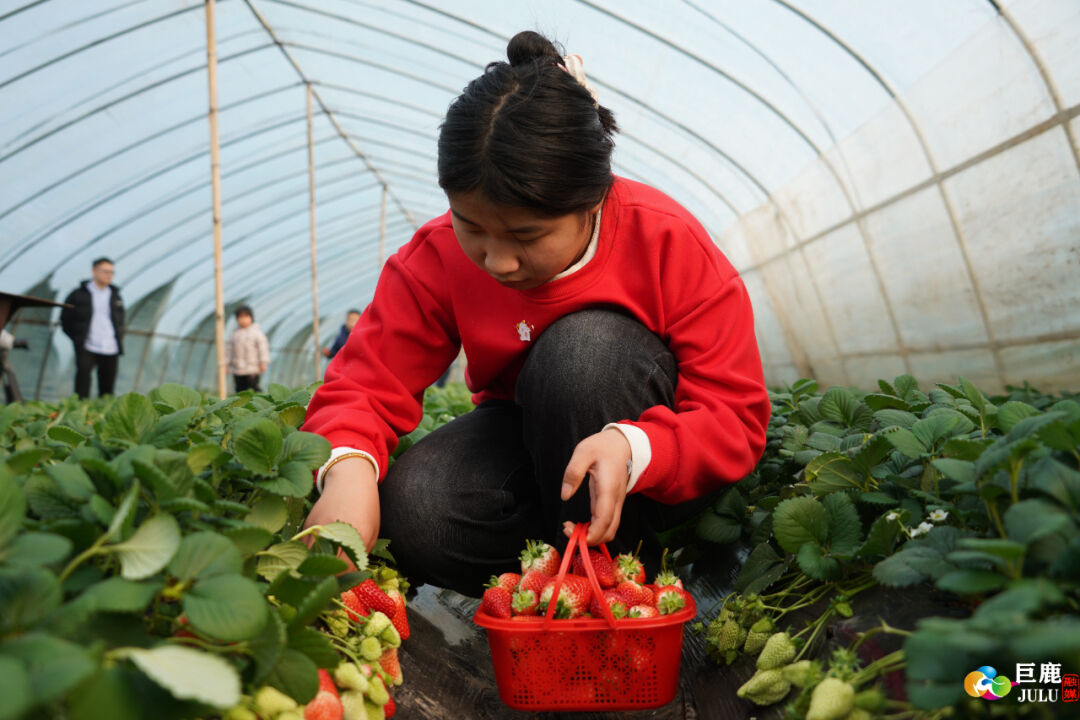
[506,30,562,67]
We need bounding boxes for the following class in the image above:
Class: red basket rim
[473,594,696,631]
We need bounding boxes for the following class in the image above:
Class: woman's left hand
[561,428,632,545]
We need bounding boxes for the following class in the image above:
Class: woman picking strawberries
[302,31,770,596]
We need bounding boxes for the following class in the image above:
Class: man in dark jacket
[322,308,361,360]
[61,257,125,398]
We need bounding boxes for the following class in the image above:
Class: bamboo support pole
[307,83,321,380]
[378,185,387,269]
[205,0,227,399]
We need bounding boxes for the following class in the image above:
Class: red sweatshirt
[303,177,770,504]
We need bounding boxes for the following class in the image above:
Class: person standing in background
[323,308,362,360]
[61,257,124,399]
[227,305,269,392]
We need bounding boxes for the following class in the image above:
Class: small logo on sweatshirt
[515,321,534,342]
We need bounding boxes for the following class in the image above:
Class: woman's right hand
[303,457,381,566]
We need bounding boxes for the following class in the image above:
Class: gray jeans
[379,310,716,596]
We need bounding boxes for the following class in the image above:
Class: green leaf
[997,401,1040,432]
[249,609,287,684]
[894,374,919,399]
[256,541,309,582]
[1,633,96,706]
[44,463,96,501]
[246,495,288,534]
[287,575,339,630]
[954,538,1026,563]
[168,532,242,582]
[796,543,841,580]
[287,627,340,669]
[734,542,784,593]
[960,377,987,413]
[823,492,862,555]
[0,655,31,720]
[882,427,926,458]
[911,414,957,451]
[696,509,742,544]
[872,546,943,587]
[101,393,157,445]
[122,645,240,709]
[772,496,829,554]
[149,383,204,411]
[296,554,349,577]
[279,432,330,467]
[973,579,1065,622]
[312,522,368,570]
[0,567,62,633]
[144,407,199,448]
[185,442,223,474]
[4,448,51,474]
[0,470,27,547]
[1008,618,1080,658]
[68,667,140,720]
[864,393,909,411]
[856,491,898,506]
[819,387,858,426]
[805,452,862,495]
[47,425,87,446]
[106,482,140,543]
[930,458,974,485]
[857,512,903,559]
[278,405,307,429]
[873,409,918,429]
[231,417,284,475]
[131,459,177,502]
[223,525,275,556]
[0,532,71,567]
[1004,499,1072,545]
[76,577,163,614]
[256,462,315,497]
[265,648,319,705]
[184,574,268,641]
[1028,456,1080,511]
[935,569,1007,595]
[110,514,181,580]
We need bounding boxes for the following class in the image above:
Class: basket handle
[542,522,618,629]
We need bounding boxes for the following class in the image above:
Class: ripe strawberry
[613,552,646,585]
[481,585,513,619]
[653,569,683,589]
[386,588,409,641]
[511,587,540,615]
[378,647,403,686]
[615,580,649,607]
[537,575,591,619]
[384,694,396,718]
[340,590,370,622]
[589,589,628,619]
[520,539,561,576]
[627,604,659,618]
[655,586,687,615]
[488,572,520,593]
[304,669,343,720]
[572,549,616,588]
[354,580,396,617]
[517,570,550,595]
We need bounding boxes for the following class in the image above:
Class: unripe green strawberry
[367,675,390,706]
[756,632,797,670]
[743,628,770,654]
[340,690,368,720]
[718,619,742,651]
[334,664,370,693]
[844,710,871,720]
[379,624,401,649]
[853,688,884,712]
[325,609,350,638]
[781,659,816,688]
[362,700,385,720]
[358,636,382,662]
[278,710,303,720]
[736,668,792,706]
[254,686,298,716]
[223,707,257,720]
[363,612,392,638]
[806,677,855,720]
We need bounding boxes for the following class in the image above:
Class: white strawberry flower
[929,509,949,522]
[908,525,925,537]
[886,511,900,522]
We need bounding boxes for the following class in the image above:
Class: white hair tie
[560,54,599,107]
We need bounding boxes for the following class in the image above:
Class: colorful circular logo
[964,666,1013,700]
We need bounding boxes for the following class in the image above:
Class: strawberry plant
[0,381,481,719]
[689,375,1080,718]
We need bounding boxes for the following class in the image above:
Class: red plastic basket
[474,523,697,711]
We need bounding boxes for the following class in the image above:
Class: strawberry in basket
[537,575,592,619]
[520,539,561,576]
[572,548,616,588]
